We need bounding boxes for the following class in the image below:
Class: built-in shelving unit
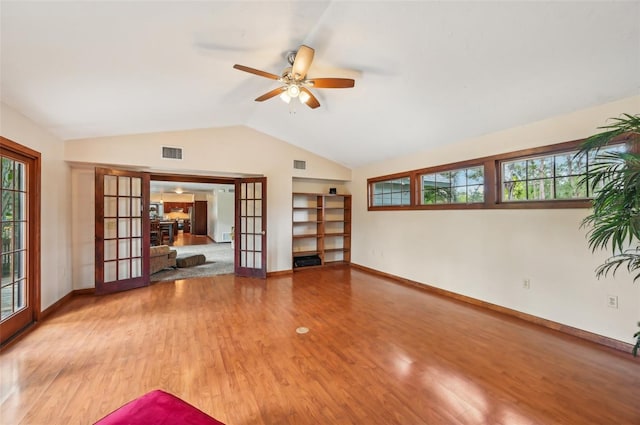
[292,192,351,269]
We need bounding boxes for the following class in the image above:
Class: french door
[95,168,150,295]
[235,177,267,278]
[0,137,40,345]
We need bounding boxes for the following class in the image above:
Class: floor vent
[162,146,183,160]
[293,160,306,170]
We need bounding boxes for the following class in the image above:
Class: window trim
[368,138,633,211]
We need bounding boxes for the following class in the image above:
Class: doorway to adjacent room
[149,179,235,282]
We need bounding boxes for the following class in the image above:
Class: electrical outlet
[523,278,531,289]
[607,295,618,309]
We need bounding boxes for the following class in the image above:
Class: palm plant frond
[577,113,640,156]
[634,322,640,357]
[579,114,640,356]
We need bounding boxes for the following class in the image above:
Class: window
[367,137,633,211]
[501,144,626,202]
[370,177,410,207]
[421,166,484,204]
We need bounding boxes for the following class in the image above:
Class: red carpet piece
[94,389,225,425]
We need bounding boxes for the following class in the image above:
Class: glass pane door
[1,158,28,320]
[235,177,267,278]
[0,138,39,346]
[95,168,150,294]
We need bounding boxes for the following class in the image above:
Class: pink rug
[94,389,225,425]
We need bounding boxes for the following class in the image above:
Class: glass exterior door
[235,177,267,278]
[1,138,39,345]
[95,168,150,294]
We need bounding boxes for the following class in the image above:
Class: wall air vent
[162,146,183,160]
[293,160,306,170]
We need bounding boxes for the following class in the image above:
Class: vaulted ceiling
[1,1,638,168]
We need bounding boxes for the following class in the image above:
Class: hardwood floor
[172,231,216,247]
[1,266,638,424]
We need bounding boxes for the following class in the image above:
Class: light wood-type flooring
[1,266,639,424]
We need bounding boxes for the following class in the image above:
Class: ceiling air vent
[293,160,306,170]
[162,146,183,160]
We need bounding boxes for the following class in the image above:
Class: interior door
[95,168,150,295]
[235,177,267,278]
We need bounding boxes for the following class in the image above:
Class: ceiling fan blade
[306,78,355,89]
[233,64,280,80]
[300,87,320,109]
[291,45,315,80]
[255,87,285,102]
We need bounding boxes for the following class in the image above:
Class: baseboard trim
[350,263,634,354]
[40,291,74,321]
[73,288,95,296]
[268,269,293,277]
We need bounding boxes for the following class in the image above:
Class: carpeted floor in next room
[151,242,234,282]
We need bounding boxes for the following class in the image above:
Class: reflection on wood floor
[172,232,216,247]
[1,266,639,424]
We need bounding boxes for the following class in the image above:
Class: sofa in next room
[150,245,177,274]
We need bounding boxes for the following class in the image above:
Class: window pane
[435,171,451,184]
[451,170,465,187]
[555,152,585,176]
[118,259,130,280]
[104,219,117,239]
[452,186,467,203]
[503,160,526,181]
[131,258,142,278]
[435,189,449,204]
[420,166,483,205]
[118,177,130,196]
[14,193,25,220]
[527,179,554,200]
[104,261,117,283]
[2,190,13,221]
[467,167,484,184]
[104,197,117,217]
[556,176,587,199]
[468,185,484,203]
[503,180,526,201]
[370,177,410,207]
[422,190,435,204]
[1,158,14,189]
[104,175,117,196]
[118,198,130,217]
[527,157,554,179]
[131,177,141,197]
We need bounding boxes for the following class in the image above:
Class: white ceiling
[1,1,638,168]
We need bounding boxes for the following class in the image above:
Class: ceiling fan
[233,45,355,109]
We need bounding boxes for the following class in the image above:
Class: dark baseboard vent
[162,146,183,160]
[293,160,306,170]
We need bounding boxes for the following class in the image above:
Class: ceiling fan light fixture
[286,84,300,98]
[298,90,311,104]
[280,91,291,104]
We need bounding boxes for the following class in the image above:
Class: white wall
[66,126,351,279]
[1,102,72,310]
[212,190,234,242]
[71,166,95,289]
[351,96,640,344]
